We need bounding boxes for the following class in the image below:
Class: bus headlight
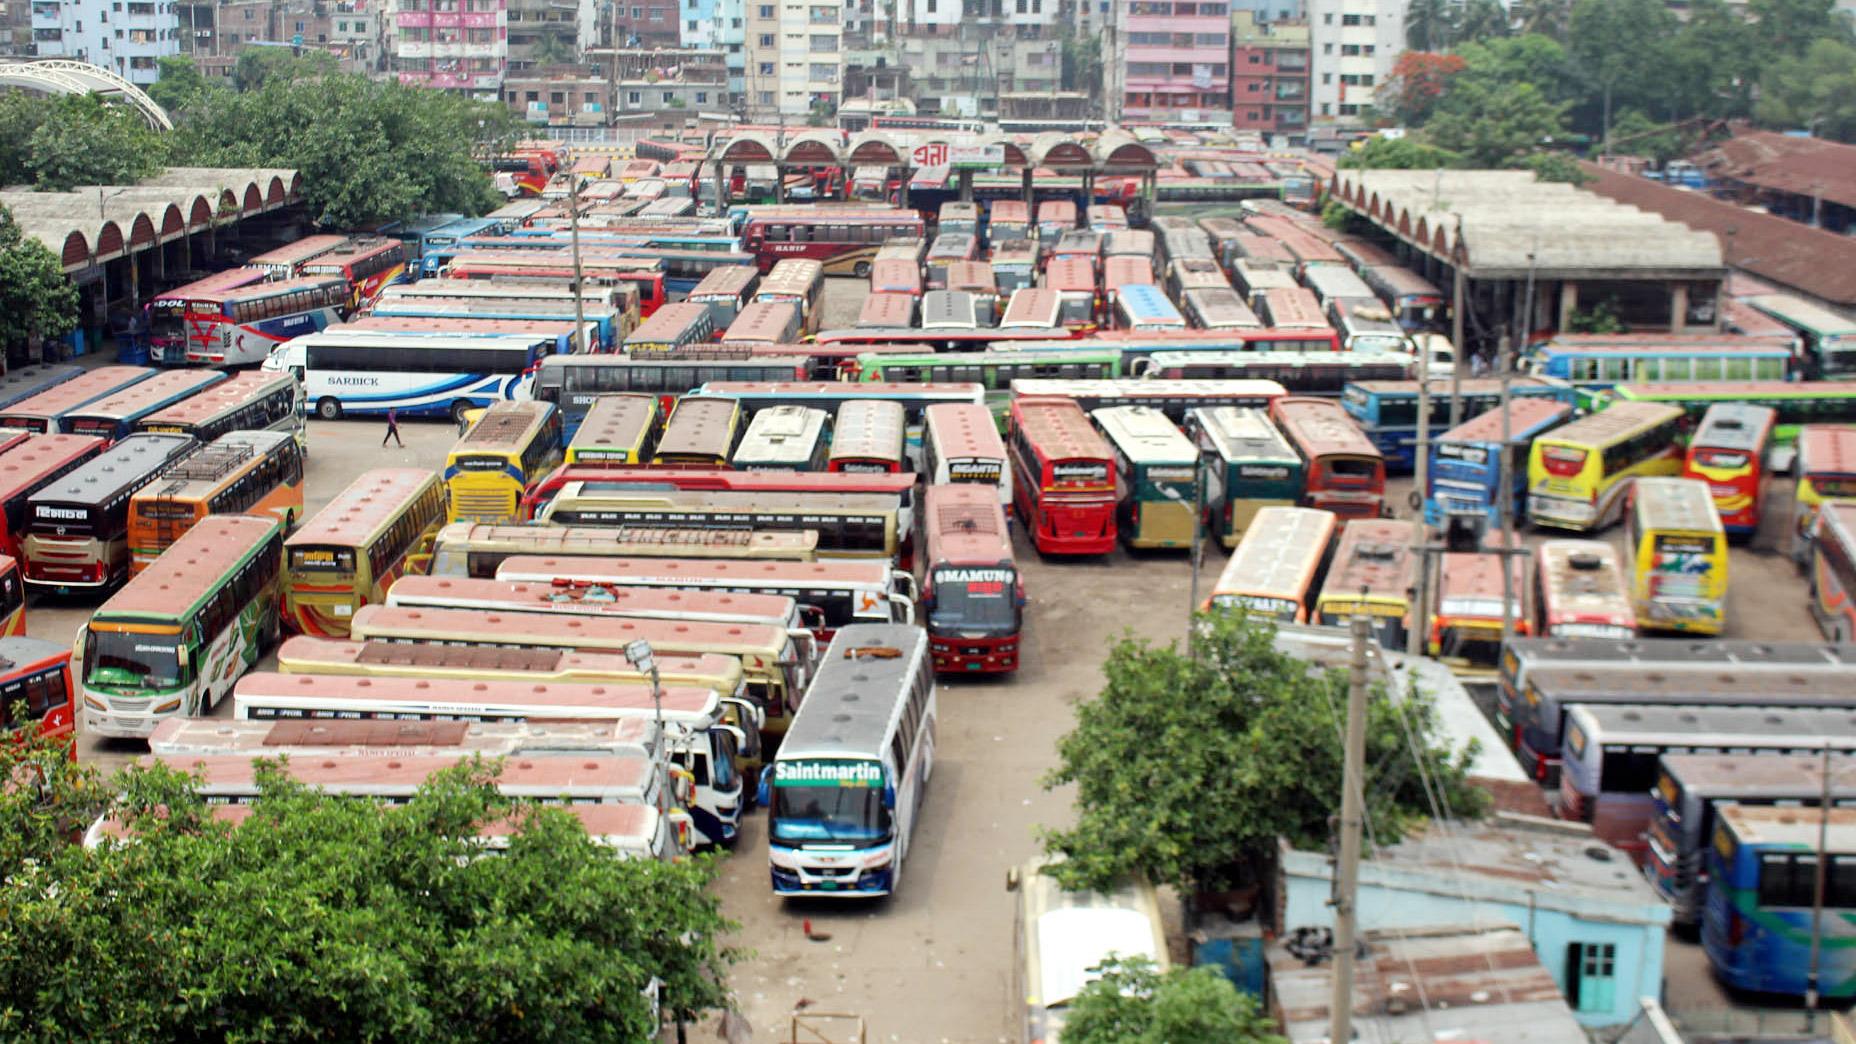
[153,698,182,714]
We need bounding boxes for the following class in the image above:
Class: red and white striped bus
[0,636,75,756]
[1007,395,1116,555]
[919,483,1022,673]
[1534,539,1636,641]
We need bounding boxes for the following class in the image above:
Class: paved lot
[48,277,1818,1038]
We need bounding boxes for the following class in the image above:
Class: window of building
[757,89,773,103]
[663,90,674,101]
[1341,43,1358,55]
[758,60,774,73]
[758,31,773,43]
[1320,71,1329,84]
[1247,52,1260,63]
[1322,42,1331,54]
[1319,101,1329,114]
[1565,943,1617,1014]
[758,3,772,13]
[1338,102,1357,115]
[696,91,707,102]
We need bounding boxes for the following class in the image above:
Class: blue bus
[368,298,620,351]
[1112,283,1188,333]
[1424,397,1576,527]
[417,216,511,277]
[263,330,550,423]
[1525,336,1794,402]
[1341,377,1574,472]
[1703,803,1856,998]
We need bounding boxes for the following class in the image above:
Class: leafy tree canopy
[0,738,738,1042]
[1039,613,1487,894]
[147,55,211,115]
[0,93,165,191]
[1062,958,1287,1044]
[0,208,80,356]
[233,47,340,92]
[1426,80,1570,167]
[1380,51,1467,126]
[1754,37,1856,141]
[1337,135,1460,170]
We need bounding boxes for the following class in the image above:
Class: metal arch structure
[0,60,173,131]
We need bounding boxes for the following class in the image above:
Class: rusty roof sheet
[1701,130,1856,213]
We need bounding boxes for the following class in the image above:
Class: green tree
[1511,0,1571,38]
[171,73,519,226]
[1748,0,1851,57]
[0,91,52,186]
[232,47,340,91]
[1455,0,1512,41]
[10,94,164,191]
[0,755,739,1040]
[1039,613,1486,894]
[1606,109,1688,164]
[1754,37,1856,140]
[1524,151,1591,183]
[1660,0,1759,120]
[1063,958,1287,1044]
[147,55,212,115]
[1569,297,1625,333]
[1337,135,1460,169]
[1426,79,1569,167]
[1567,0,1677,144]
[1452,34,1580,111]
[0,701,106,873]
[1405,0,1455,51]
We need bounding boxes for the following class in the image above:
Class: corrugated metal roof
[1701,130,1856,213]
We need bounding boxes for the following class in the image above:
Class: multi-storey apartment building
[743,0,839,119]
[389,0,506,94]
[677,0,741,102]
[611,0,677,48]
[31,0,179,84]
[1306,0,1401,128]
[1231,11,1306,140]
[1109,0,1233,124]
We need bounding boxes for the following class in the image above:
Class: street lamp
[623,638,664,733]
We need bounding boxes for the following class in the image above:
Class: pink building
[1114,0,1232,124]
[391,0,507,92]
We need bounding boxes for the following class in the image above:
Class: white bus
[923,402,1012,509]
[264,330,549,424]
[730,404,831,471]
[758,624,935,898]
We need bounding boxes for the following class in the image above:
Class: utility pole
[1450,216,1466,427]
[1809,739,1833,1030]
[567,168,588,346]
[1407,356,1432,661]
[1497,331,1517,644]
[1329,611,1371,1044]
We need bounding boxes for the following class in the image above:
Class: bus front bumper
[768,842,894,896]
[931,634,1019,673]
[82,691,183,739]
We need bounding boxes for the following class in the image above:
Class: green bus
[1744,294,1856,380]
[852,348,1122,425]
[1091,404,1200,550]
[1185,405,1303,548]
[78,513,285,740]
[1610,381,1856,448]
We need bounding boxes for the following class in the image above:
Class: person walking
[382,407,404,448]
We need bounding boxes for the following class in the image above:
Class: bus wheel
[316,397,342,420]
[853,260,871,278]
[450,400,474,425]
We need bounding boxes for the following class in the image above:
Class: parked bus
[1428,551,1527,666]
[1044,258,1099,331]
[267,330,548,424]
[518,464,921,528]
[853,349,1119,422]
[740,211,926,276]
[1527,337,1794,391]
[856,292,917,329]
[78,514,284,738]
[990,200,1032,242]
[297,236,408,311]
[495,554,913,639]
[1811,502,1856,643]
[1102,255,1156,311]
[283,468,447,637]
[0,435,105,564]
[945,261,998,324]
[760,624,934,897]
[1258,287,1327,330]
[1000,288,1063,333]
[1563,703,1856,859]
[757,258,828,333]
[1611,382,1856,447]
[541,486,900,562]
[349,603,806,741]
[1676,402,1775,543]
[937,201,979,239]
[371,296,623,351]
[1533,539,1637,645]
[622,301,716,356]
[336,316,593,356]
[869,258,923,300]
[149,275,348,367]
[22,433,196,591]
[1104,229,1156,261]
[653,396,744,468]
[126,430,303,572]
[0,366,153,434]
[1232,260,1296,307]
[1112,284,1188,334]
[0,364,82,413]
[1329,300,1412,355]
[918,484,1021,673]
[427,523,816,578]
[1423,398,1575,528]
[691,382,985,448]
[1007,395,1116,555]
[532,355,811,440]
[0,555,21,636]
[1648,754,1856,928]
[1091,405,1197,550]
[1203,505,1336,621]
[1269,396,1384,519]
[923,402,1011,509]
[1184,406,1301,547]
[687,264,761,327]
[1703,805,1856,997]
[1361,265,1446,330]
[58,369,228,443]
[1035,200,1076,244]
[1526,401,1685,531]
[1139,350,1408,395]
[1743,292,1856,380]
[828,399,906,474]
[565,394,659,465]
[444,401,561,524]
[990,239,1038,294]
[248,234,346,280]
[1342,377,1572,471]
[1010,379,1286,422]
[1182,287,1262,331]
[0,636,75,753]
[925,234,978,291]
[1313,518,1418,649]
[732,405,830,471]
[919,290,979,334]
[136,370,303,451]
[1302,265,1376,312]
[1793,425,1856,565]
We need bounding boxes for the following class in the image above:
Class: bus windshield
[771,759,890,843]
[87,629,185,688]
[930,567,1018,633]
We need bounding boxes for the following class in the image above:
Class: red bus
[1087,327,1344,354]
[0,636,76,756]
[1259,286,1329,330]
[0,434,105,562]
[446,251,668,316]
[1269,396,1384,519]
[299,236,408,311]
[920,482,1022,673]
[990,200,1032,242]
[1103,255,1156,309]
[1681,402,1777,539]
[248,235,347,280]
[1035,200,1077,244]
[827,399,906,474]
[520,465,919,524]
[1007,395,1116,554]
[1534,539,1636,641]
[0,365,152,434]
[870,258,923,299]
[856,292,917,329]
[1043,257,1100,331]
[739,210,927,276]
[0,555,23,636]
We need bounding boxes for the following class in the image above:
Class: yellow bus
[1626,475,1728,635]
[126,430,305,574]
[444,400,562,524]
[653,396,743,468]
[565,394,659,465]
[538,485,901,560]
[1202,505,1336,620]
[426,521,818,577]
[283,468,447,638]
[1312,517,1418,650]
[347,603,806,742]
[1526,401,1685,532]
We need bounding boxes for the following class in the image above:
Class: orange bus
[126,430,305,573]
[1428,549,1529,666]
[0,434,105,563]
[0,636,76,756]
[1007,395,1116,554]
[919,482,1022,674]
[1269,396,1385,519]
[283,468,447,637]
[856,292,917,329]
[721,301,802,349]
[1259,286,1328,330]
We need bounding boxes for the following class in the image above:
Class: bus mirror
[719,724,747,754]
[883,781,897,809]
[1005,866,1022,892]
[757,765,774,808]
